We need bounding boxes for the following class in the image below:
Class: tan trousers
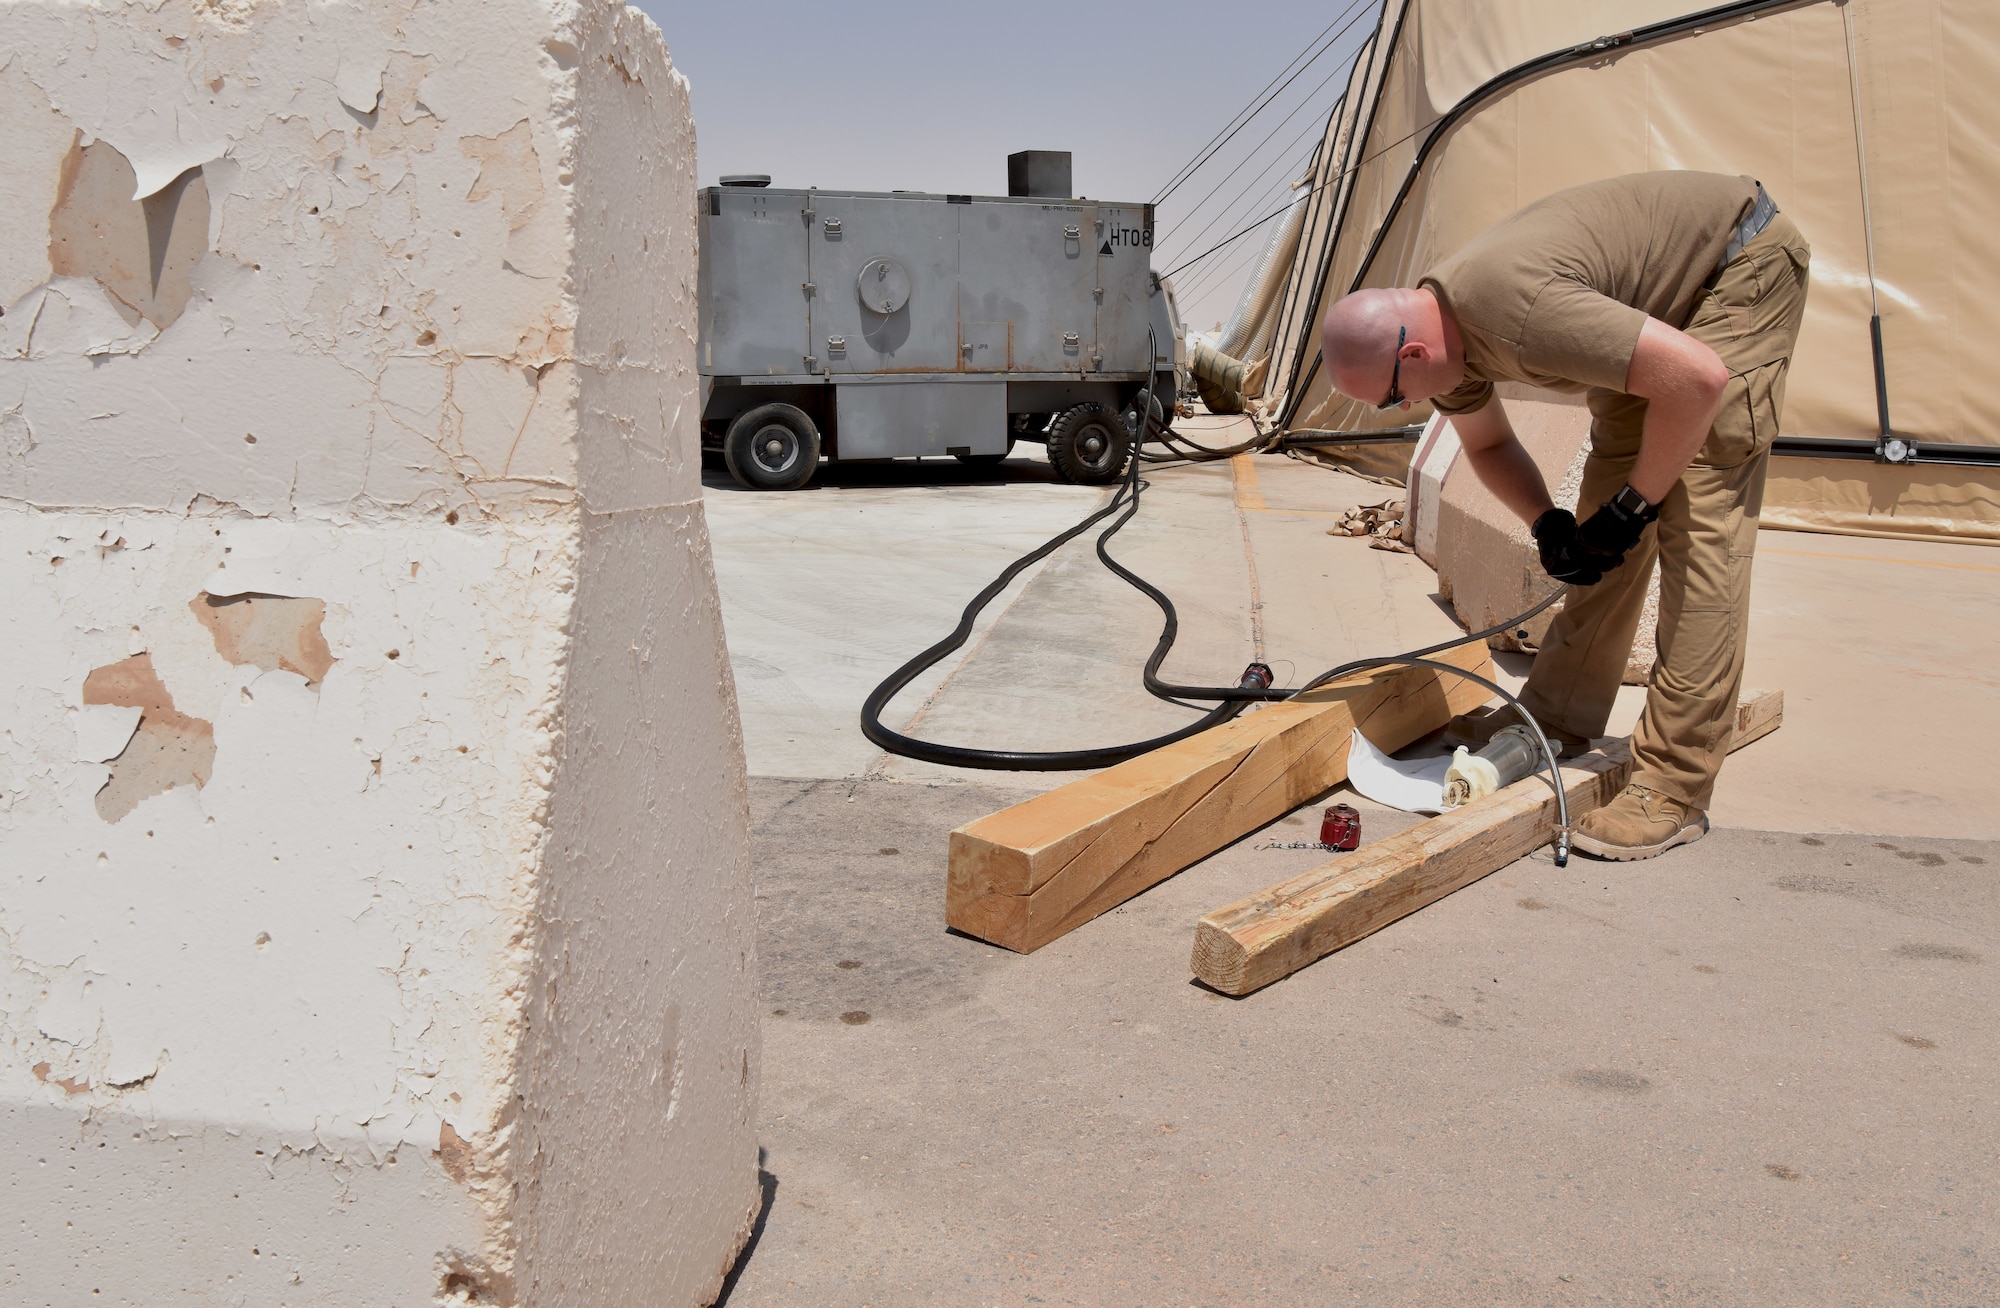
[1519,213,1812,809]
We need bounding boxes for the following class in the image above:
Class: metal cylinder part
[1442,725,1541,808]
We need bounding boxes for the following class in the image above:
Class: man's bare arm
[1450,398,1556,527]
[1623,317,1729,503]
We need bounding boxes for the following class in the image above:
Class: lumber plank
[1730,687,1783,750]
[946,643,1494,953]
[1191,688,1783,995]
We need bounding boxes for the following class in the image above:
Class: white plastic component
[1344,728,1452,815]
[1406,413,1462,567]
[1443,746,1503,808]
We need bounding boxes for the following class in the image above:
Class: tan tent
[1223,0,2000,543]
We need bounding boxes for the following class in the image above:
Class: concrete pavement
[704,454,1102,780]
[702,433,2000,1304]
[722,776,1997,1306]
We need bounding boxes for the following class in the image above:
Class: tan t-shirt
[1421,172,1758,415]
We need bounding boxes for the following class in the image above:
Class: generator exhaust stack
[1008,150,1072,199]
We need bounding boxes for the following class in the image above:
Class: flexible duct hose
[1196,194,1311,415]
[1227,192,1311,368]
[1190,339,1250,415]
[1217,192,1310,360]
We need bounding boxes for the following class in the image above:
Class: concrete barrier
[0,3,760,1302]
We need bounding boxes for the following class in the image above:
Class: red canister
[1319,803,1361,851]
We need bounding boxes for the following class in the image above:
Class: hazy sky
[633,0,1383,332]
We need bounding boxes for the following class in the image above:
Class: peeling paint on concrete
[436,1119,475,1185]
[48,136,212,330]
[82,651,216,822]
[463,121,546,232]
[190,591,336,684]
[31,1060,90,1095]
[0,0,693,521]
[1,2,757,1304]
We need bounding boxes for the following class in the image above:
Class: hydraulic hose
[1140,423,1276,463]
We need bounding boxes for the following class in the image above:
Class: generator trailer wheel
[723,403,820,491]
[1045,402,1132,484]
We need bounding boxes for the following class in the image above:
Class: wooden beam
[1729,685,1784,750]
[1191,688,1783,995]
[946,642,1494,953]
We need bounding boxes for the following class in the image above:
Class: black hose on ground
[860,334,1260,771]
[858,420,1257,770]
[1139,422,1276,463]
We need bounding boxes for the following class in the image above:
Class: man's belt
[1713,183,1778,279]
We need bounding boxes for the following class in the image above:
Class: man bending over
[1320,171,1810,860]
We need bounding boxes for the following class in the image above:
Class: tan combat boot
[1442,702,1594,758]
[1570,783,1709,860]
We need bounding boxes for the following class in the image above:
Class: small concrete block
[1429,388,1659,684]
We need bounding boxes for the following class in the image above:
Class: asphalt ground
[720,777,1997,1306]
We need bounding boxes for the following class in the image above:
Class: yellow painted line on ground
[1760,546,2000,575]
[1230,452,1266,513]
[1229,457,1267,660]
[1227,453,1361,518]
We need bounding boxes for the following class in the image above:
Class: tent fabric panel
[1849,0,1959,446]
[1259,60,1359,400]
[1262,37,1373,407]
[1264,9,1410,411]
[1267,0,2000,539]
[1940,0,2000,455]
[1272,25,1391,373]
[1292,4,1879,438]
[1764,460,2000,544]
[1276,1,1436,426]
[1416,0,1706,110]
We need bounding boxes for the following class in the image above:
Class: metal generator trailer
[697,160,1183,491]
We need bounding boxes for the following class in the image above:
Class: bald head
[1321,286,1459,409]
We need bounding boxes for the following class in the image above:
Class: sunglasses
[1377,325,1407,410]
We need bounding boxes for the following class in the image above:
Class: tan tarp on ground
[1255,0,2000,543]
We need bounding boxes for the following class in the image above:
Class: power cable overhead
[1152,0,1377,208]
[1154,56,1352,255]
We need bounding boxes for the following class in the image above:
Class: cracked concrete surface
[4,3,758,1304]
[0,0,681,522]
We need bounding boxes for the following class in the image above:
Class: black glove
[1573,487,1660,576]
[1532,508,1601,586]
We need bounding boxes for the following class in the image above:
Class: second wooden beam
[1192,689,1784,996]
